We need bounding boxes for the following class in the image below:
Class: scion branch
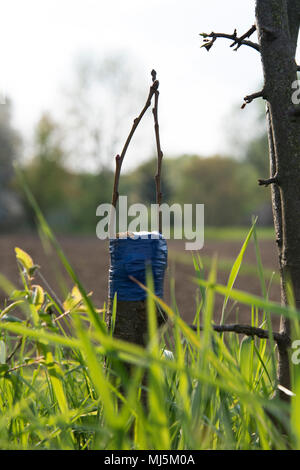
[151,69,164,233]
[111,74,159,208]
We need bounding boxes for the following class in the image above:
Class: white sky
[1,0,297,171]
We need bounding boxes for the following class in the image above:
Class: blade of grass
[220,218,257,324]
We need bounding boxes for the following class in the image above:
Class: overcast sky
[1,0,299,171]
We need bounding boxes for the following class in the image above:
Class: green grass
[0,232,298,450]
[203,226,274,242]
[0,170,299,450]
[169,250,280,284]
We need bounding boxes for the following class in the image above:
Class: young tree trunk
[255,0,300,399]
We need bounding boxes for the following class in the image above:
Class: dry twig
[200,26,259,52]
[111,74,159,208]
[258,175,279,187]
[151,70,164,233]
[241,90,265,109]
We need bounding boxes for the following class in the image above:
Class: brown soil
[0,234,281,330]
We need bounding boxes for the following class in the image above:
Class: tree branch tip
[241,90,265,108]
[258,175,279,187]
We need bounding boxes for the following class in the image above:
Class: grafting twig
[151,69,164,233]
[6,336,22,362]
[111,74,159,208]
[37,270,64,311]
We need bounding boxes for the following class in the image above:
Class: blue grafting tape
[108,231,168,301]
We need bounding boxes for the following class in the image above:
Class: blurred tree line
[121,152,271,227]
[0,54,272,233]
[1,111,271,233]
[17,113,113,232]
[0,100,24,230]
[0,108,272,233]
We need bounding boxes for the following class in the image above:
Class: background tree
[19,114,74,229]
[171,155,263,226]
[225,100,270,178]
[0,100,23,230]
[121,157,171,205]
[201,0,300,400]
[120,153,270,227]
[62,53,144,173]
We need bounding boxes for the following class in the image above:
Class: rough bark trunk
[256,0,300,399]
[106,299,166,347]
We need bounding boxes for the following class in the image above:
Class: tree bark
[255,0,300,399]
[106,299,166,346]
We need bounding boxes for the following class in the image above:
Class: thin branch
[238,24,257,40]
[111,75,159,208]
[53,309,71,323]
[258,174,279,187]
[7,356,45,373]
[189,323,291,348]
[241,90,265,109]
[6,336,22,362]
[200,27,260,52]
[233,24,257,49]
[111,154,122,209]
[37,270,63,311]
[151,70,164,233]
